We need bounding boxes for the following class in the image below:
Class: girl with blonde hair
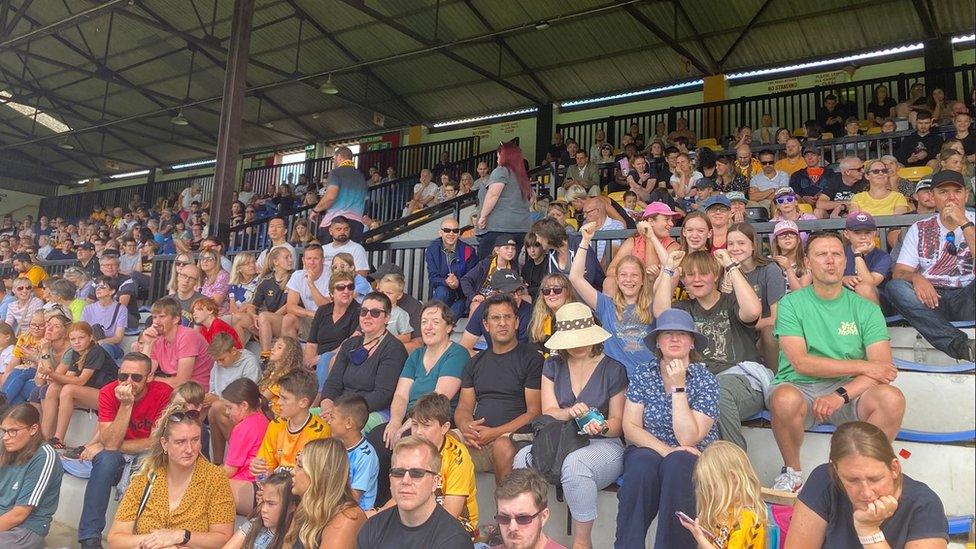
[285,438,366,549]
[528,273,576,348]
[253,246,294,357]
[680,441,767,548]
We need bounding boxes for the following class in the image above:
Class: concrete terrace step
[889,327,975,367]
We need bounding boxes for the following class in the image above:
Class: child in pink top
[221,378,269,484]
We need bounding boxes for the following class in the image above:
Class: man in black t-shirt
[357,436,470,549]
[814,156,868,218]
[455,293,542,483]
[895,110,944,167]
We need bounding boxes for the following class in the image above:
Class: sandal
[48,437,65,450]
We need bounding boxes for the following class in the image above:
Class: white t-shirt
[896,211,975,288]
[322,241,369,272]
[0,344,12,374]
[386,306,413,337]
[238,190,255,204]
[256,242,298,270]
[596,217,625,261]
[286,269,331,311]
[750,170,789,192]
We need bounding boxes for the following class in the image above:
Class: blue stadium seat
[752,411,975,443]
[893,357,975,373]
[885,315,975,328]
[948,515,974,535]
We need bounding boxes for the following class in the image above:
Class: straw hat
[544,302,611,351]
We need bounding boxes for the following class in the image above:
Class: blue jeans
[316,351,336,394]
[2,368,37,405]
[614,446,698,549]
[431,285,465,318]
[885,279,975,359]
[78,450,126,542]
[100,343,124,362]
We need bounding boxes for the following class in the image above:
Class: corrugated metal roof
[0,0,973,181]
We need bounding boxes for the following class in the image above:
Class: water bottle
[913,335,926,364]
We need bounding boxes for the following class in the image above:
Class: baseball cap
[773,220,800,239]
[701,195,731,210]
[369,263,402,281]
[489,269,525,292]
[802,146,821,156]
[695,178,715,190]
[11,252,30,262]
[914,178,932,194]
[725,191,747,203]
[845,211,877,232]
[641,202,682,219]
[774,187,795,198]
[494,234,517,248]
[76,242,94,251]
[931,170,965,189]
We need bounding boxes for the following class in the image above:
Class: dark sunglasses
[333,283,355,292]
[760,160,776,166]
[495,510,543,526]
[167,410,201,423]
[175,260,192,267]
[118,372,145,382]
[359,308,385,318]
[389,467,437,479]
[441,228,461,234]
[946,232,958,256]
[774,195,797,204]
[866,168,889,175]
[540,286,565,296]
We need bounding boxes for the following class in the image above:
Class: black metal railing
[557,65,974,151]
[39,173,215,220]
[227,204,316,252]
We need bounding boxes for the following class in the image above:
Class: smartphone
[675,512,718,542]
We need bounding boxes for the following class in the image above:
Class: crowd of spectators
[0,85,971,549]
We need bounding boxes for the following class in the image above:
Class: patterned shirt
[625,359,719,451]
[896,212,975,288]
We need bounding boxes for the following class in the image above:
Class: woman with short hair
[0,404,64,549]
[785,421,948,549]
[107,408,236,548]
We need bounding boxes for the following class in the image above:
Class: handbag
[528,416,590,485]
[91,303,122,341]
[132,471,157,534]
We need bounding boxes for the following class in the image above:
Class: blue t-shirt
[0,293,16,321]
[625,360,719,451]
[324,165,367,225]
[0,443,63,536]
[348,436,379,510]
[843,246,892,280]
[464,299,534,348]
[595,293,654,379]
[400,342,468,409]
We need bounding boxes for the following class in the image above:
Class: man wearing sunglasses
[888,170,976,362]
[490,469,565,549]
[749,150,788,210]
[814,156,868,219]
[357,436,470,547]
[426,218,479,318]
[77,352,172,549]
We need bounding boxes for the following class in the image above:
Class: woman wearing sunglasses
[305,271,361,389]
[107,407,236,549]
[0,404,64,549]
[528,273,577,350]
[319,292,408,433]
[850,159,910,217]
[166,253,195,295]
[4,276,43,336]
[199,251,231,315]
[285,438,366,549]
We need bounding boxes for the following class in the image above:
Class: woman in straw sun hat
[513,302,628,549]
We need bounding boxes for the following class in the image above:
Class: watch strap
[182,529,191,545]
[835,387,850,404]
[670,387,686,394]
[857,531,885,545]
[961,221,975,231]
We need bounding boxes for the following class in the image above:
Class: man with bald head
[582,197,624,264]
[425,218,477,317]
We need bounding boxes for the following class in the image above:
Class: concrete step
[893,371,976,435]
[742,426,975,517]
[52,473,120,536]
[890,327,975,367]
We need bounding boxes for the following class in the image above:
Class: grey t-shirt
[209,349,261,395]
[485,166,531,233]
[799,463,947,547]
[675,292,762,373]
[744,262,787,319]
[543,354,628,419]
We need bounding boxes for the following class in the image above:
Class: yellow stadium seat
[708,144,724,152]
[793,128,806,137]
[898,166,934,182]
[866,126,882,135]
[821,132,834,140]
[607,191,626,206]
[798,203,814,214]
[859,119,872,130]
[697,138,717,147]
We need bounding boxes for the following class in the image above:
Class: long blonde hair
[612,255,652,324]
[167,253,194,294]
[260,246,294,290]
[693,441,767,537]
[529,273,576,344]
[229,252,256,285]
[284,438,359,548]
[137,382,206,477]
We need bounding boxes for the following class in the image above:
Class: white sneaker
[771,466,803,493]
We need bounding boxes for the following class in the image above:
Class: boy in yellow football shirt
[251,369,329,475]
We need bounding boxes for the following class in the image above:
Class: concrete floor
[46,521,79,548]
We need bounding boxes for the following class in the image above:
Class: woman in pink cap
[771,220,812,291]
[603,202,682,294]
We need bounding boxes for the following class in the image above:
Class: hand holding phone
[675,512,718,543]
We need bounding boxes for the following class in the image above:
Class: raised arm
[568,222,600,308]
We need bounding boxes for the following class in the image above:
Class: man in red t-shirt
[77,352,172,549]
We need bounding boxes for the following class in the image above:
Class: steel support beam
[624,3,712,76]
[0,0,32,39]
[211,0,253,245]
[717,0,775,69]
[335,0,545,104]
[670,1,719,74]
[911,0,941,39]
[0,0,128,49]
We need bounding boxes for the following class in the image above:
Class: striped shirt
[0,443,64,536]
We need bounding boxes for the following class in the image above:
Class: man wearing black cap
[789,147,830,211]
[458,269,534,355]
[75,242,100,279]
[888,170,975,361]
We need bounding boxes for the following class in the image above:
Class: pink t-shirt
[151,325,215,387]
[225,412,270,481]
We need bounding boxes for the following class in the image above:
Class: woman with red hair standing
[475,141,534,262]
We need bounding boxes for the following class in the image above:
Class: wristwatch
[40,353,51,360]
[724,262,741,272]
[181,530,191,545]
[670,387,686,394]
[835,387,850,404]
[961,222,975,231]
[853,252,865,259]
[858,531,885,545]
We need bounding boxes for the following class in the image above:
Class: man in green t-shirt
[767,232,904,493]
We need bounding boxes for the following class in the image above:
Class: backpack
[528,415,589,484]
